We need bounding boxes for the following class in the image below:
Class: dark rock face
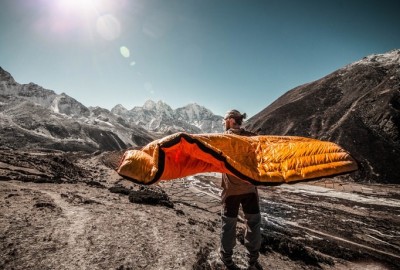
[85,127,127,151]
[131,133,153,146]
[245,50,400,183]
[0,149,90,182]
[128,186,174,208]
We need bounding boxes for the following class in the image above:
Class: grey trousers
[220,193,261,263]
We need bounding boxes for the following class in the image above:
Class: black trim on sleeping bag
[120,132,348,186]
[139,132,268,186]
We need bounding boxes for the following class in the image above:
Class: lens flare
[120,46,130,58]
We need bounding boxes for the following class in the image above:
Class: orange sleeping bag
[117,132,358,185]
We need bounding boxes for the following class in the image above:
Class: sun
[42,0,122,40]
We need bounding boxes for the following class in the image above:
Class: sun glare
[42,0,123,42]
[57,0,97,12]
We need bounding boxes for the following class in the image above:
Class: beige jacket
[221,128,257,201]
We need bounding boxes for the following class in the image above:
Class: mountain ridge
[245,49,400,183]
[0,66,223,152]
[111,100,223,134]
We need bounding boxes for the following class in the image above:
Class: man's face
[224,118,234,130]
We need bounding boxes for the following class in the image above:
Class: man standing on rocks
[220,109,263,270]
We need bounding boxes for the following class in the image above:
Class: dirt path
[37,189,91,269]
[5,182,94,269]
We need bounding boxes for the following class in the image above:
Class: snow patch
[349,49,400,67]
[50,95,61,113]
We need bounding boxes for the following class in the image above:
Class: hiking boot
[219,254,240,270]
[247,260,263,270]
[223,261,241,270]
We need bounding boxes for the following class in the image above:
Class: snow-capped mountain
[0,67,223,152]
[111,100,224,134]
[176,103,223,132]
[0,71,90,117]
[0,67,154,151]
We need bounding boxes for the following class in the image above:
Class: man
[220,109,263,270]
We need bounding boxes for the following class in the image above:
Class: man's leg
[242,193,262,265]
[220,214,237,263]
[220,195,241,266]
[244,212,261,264]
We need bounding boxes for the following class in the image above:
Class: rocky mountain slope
[111,100,223,134]
[245,49,400,184]
[0,67,222,152]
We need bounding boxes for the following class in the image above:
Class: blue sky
[1,0,399,117]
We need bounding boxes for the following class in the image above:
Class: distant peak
[113,104,127,110]
[183,103,211,112]
[350,49,400,68]
[143,99,156,109]
[111,104,129,115]
[156,100,172,107]
[0,66,16,83]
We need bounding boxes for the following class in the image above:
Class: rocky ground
[1,150,400,270]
